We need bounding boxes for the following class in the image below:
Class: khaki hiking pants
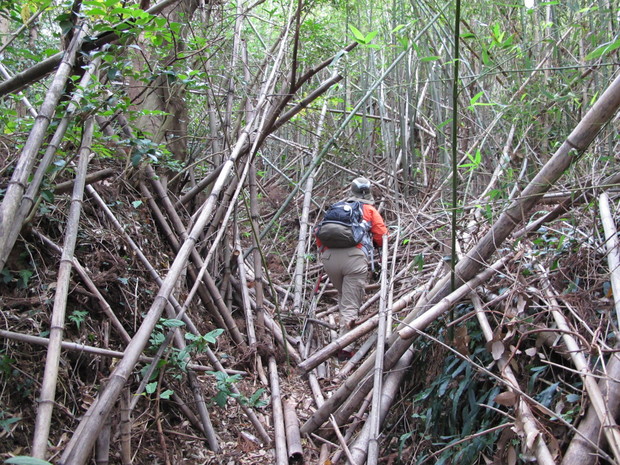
[321,247,368,349]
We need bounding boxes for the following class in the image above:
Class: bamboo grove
[0,0,619,463]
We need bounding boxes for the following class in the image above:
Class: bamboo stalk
[95,380,112,465]
[31,117,94,459]
[248,164,266,342]
[471,293,556,465]
[54,168,115,194]
[348,346,416,465]
[283,398,304,464]
[269,357,288,465]
[119,388,131,465]
[539,264,620,462]
[292,98,328,315]
[0,329,246,373]
[0,24,88,271]
[599,193,620,325]
[367,237,389,465]
[61,126,257,465]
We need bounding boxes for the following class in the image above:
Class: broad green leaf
[5,457,53,465]
[364,30,378,43]
[146,382,157,394]
[585,39,620,60]
[348,25,366,43]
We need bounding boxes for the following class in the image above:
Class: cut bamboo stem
[269,357,288,465]
[283,398,304,464]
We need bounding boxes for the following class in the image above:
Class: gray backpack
[315,200,369,248]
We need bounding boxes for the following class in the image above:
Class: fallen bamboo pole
[539,264,620,463]
[560,194,620,464]
[269,357,288,464]
[0,329,245,374]
[471,293,556,465]
[283,398,304,464]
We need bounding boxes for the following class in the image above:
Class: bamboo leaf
[585,39,620,60]
[348,25,366,43]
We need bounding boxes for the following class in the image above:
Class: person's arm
[365,205,388,246]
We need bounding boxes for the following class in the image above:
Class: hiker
[315,176,388,360]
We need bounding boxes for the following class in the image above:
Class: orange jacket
[316,202,387,250]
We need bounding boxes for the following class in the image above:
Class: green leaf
[40,190,54,203]
[145,382,157,394]
[469,91,484,106]
[213,390,228,407]
[364,30,378,43]
[585,39,620,60]
[160,389,174,399]
[420,56,440,62]
[5,458,53,465]
[161,319,185,328]
[132,200,143,208]
[348,25,366,43]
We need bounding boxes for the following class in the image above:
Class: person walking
[316,177,388,360]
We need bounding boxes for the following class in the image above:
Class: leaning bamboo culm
[60,122,257,465]
[0,24,88,271]
[31,117,94,459]
[0,55,100,277]
[366,237,390,465]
